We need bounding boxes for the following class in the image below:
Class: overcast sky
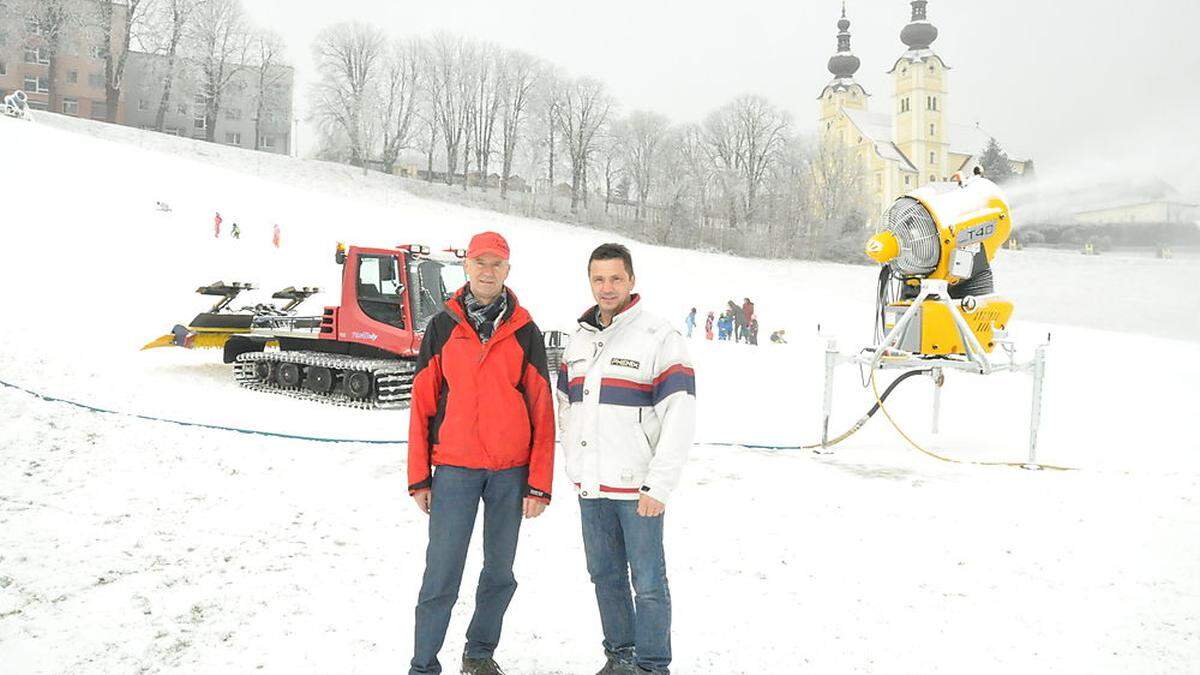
[241,0,1200,197]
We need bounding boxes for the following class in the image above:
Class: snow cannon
[815,177,1050,466]
[3,90,32,120]
[866,176,1014,358]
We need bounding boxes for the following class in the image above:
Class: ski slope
[0,114,1197,674]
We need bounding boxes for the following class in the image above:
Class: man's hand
[523,497,547,519]
[412,489,431,515]
[637,493,665,517]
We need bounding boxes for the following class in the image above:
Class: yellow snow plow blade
[141,327,254,351]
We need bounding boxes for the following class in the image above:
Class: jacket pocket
[631,421,654,463]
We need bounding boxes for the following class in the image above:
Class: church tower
[889,0,950,186]
[818,2,868,146]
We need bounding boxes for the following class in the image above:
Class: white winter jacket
[556,296,696,503]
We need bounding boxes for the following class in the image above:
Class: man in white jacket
[557,243,696,675]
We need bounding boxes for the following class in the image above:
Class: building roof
[842,108,918,173]
[841,107,1027,169]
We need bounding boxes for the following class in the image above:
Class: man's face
[588,258,635,314]
[466,253,510,300]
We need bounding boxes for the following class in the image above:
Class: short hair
[588,243,634,277]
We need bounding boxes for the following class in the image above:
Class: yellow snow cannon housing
[868,177,1014,356]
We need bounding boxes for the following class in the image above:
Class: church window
[933,97,938,111]
[905,175,911,186]
[930,124,935,136]
[929,174,936,182]
[930,152,935,165]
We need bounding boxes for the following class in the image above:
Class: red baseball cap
[466,231,510,260]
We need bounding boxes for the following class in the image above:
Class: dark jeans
[410,465,527,675]
[579,498,672,674]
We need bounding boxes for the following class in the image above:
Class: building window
[88,73,104,88]
[23,47,36,64]
[933,97,938,111]
[62,98,78,115]
[0,61,6,76]
[24,76,49,94]
[929,174,936,182]
[930,152,935,165]
[905,175,911,186]
[260,135,275,149]
[930,124,935,136]
[91,101,108,120]
[25,16,43,36]
[90,45,105,59]
[68,70,78,84]
[194,113,206,130]
[225,132,242,145]
[165,127,183,136]
[138,98,148,111]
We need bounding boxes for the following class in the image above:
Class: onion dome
[827,2,861,79]
[900,0,939,50]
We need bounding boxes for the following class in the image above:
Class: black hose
[814,368,933,449]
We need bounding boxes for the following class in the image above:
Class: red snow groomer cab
[224,243,467,409]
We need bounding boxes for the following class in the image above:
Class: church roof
[840,107,1028,170]
[842,108,918,173]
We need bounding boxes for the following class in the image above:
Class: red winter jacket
[407,287,555,502]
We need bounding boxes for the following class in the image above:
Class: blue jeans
[579,498,672,674]
[410,465,527,675]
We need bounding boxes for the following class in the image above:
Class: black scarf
[462,287,508,343]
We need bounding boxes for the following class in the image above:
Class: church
[818,1,1031,223]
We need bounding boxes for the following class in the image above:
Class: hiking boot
[461,656,506,675]
[596,656,640,675]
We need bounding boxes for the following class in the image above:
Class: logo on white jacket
[610,357,640,369]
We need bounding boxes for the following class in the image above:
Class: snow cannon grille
[882,197,940,276]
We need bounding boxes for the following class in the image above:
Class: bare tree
[807,135,867,237]
[141,0,196,132]
[190,0,252,143]
[620,110,670,220]
[675,123,715,229]
[249,29,288,151]
[377,38,420,173]
[16,0,87,114]
[425,33,470,185]
[412,39,440,182]
[468,43,504,192]
[311,21,386,171]
[554,77,614,213]
[702,95,790,227]
[92,0,154,122]
[595,126,625,214]
[525,66,566,209]
[498,49,540,199]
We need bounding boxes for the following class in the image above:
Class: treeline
[310,24,872,260]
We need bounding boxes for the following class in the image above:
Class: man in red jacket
[407,231,555,675]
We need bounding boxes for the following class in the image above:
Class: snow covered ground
[1,114,1198,674]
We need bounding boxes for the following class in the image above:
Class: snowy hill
[1,114,1197,674]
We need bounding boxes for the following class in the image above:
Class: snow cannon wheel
[277,362,302,388]
[346,371,372,399]
[254,360,273,382]
[305,366,334,394]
